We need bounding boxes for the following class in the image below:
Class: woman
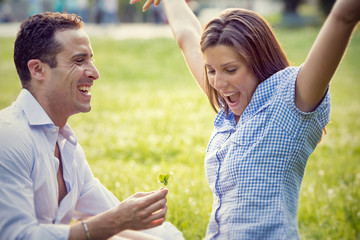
[131,0,359,239]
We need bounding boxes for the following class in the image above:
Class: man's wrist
[81,220,91,240]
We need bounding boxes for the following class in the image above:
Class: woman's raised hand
[129,0,162,12]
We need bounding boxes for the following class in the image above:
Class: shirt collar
[17,89,77,146]
[238,70,284,125]
[59,125,78,146]
[214,109,236,132]
[17,88,54,126]
[245,74,279,115]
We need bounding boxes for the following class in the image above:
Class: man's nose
[85,61,100,80]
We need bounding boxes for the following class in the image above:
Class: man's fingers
[141,217,166,230]
[150,205,167,221]
[143,198,167,217]
[150,217,166,228]
[143,206,167,229]
[141,188,168,208]
[129,189,167,215]
[132,191,153,198]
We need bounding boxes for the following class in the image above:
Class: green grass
[0,26,359,239]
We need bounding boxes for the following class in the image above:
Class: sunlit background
[1,0,359,239]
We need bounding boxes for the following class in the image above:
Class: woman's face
[203,44,259,118]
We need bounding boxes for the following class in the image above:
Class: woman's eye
[207,69,215,74]
[227,68,237,73]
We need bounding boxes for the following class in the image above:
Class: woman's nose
[213,73,227,90]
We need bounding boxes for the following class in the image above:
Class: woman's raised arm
[131,0,206,91]
[295,0,360,112]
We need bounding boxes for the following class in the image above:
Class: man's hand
[112,188,168,230]
[70,188,168,240]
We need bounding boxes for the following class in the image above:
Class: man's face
[43,29,99,121]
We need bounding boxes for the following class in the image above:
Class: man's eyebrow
[71,53,93,58]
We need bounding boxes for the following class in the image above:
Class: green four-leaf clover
[159,174,169,187]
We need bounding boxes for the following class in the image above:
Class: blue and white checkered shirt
[204,67,330,239]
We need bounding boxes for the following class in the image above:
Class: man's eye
[75,58,84,64]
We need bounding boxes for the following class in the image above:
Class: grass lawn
[0,26,359,239]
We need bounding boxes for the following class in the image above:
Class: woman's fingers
[129,0,141,4]
[143,0,155,11]
[129,0,162,12]
[154,0,162,7]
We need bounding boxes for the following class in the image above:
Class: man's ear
[28,59,47,82]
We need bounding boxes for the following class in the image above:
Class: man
[0,12,182,240]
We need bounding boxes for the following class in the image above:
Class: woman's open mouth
[224,92,240,103]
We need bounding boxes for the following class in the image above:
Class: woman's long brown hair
[200,8,290,114]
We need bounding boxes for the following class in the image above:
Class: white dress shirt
[0,89,119,239]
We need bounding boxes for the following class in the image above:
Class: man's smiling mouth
[78,85,91,95]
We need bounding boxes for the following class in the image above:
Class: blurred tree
[283,0,303,14]
[280,0,307,27]
[118,0,143,22]
[319,0,335,16]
